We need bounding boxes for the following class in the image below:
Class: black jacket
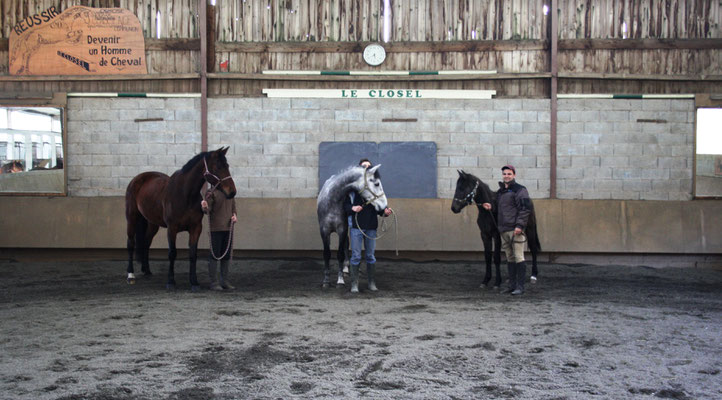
[344,190,384,230]
[495,180,532,233]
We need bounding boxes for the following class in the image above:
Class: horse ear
[457,169,464,177]
[219,146,229,156]
[367,164,381,175]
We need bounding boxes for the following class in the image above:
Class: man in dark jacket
[482,165,532,295]
[344,158,392,293]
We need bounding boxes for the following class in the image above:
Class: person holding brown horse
[201,184,237,291]
[482,165,532,295]
[125,147,236,291]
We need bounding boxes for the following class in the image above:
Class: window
[695,107,722,197]
[0,105,65,194]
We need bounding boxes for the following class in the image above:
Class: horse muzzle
[220,180,237,199]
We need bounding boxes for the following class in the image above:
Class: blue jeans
[349,227,376,265]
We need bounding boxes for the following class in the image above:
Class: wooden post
[550,0,558,199]
[207,3,216,73]
[200,0,208,152]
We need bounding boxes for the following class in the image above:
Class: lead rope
[208,219,235,261]
[354,208,398,256]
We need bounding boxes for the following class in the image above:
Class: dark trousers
[210,231,231,261]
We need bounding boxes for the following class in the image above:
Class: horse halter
[202,157,233,198]
[453,181,480,206]
[358,167,385,206]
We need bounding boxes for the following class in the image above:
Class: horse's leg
[493,232,502,288]
[336,228,348,286]
[142,223,159,276]
[479,230,493,288]
[321,231,332,288]
[188,224,202,292]
[126,214,137,284]
[166,228,178,290]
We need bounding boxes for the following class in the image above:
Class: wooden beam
[145,38,201,51]
[200,0,208,152]
[215,40,550,53]
[0,74,199,81]
[207,3,216,73]
[559,38,722,50]
[558,72,722,81]
[207,72,551,81]
[1,37,720,53]
[550,0,558,200]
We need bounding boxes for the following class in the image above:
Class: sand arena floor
[0,257,720,399]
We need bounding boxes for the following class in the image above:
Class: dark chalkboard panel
[319,142,437,198]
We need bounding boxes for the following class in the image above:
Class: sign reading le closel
[262,89,496,99]
[9,6,146,76]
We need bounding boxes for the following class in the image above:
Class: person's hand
[201,200,208,210]
[514,227,522,236]
[384,207,392,216]
[352,205,362,213]
[231,214,237,223]
[482,203,492,211]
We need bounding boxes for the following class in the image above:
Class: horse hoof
[322,283,330,289]
[337,278,345,286]
[530,276,537,283]
[492,285,500,290]
[127,278,136,285]
[166,283,176,290]
[191,285,201,292]
[143,271,153,277]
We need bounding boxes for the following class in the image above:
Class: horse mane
[180,151,216,174]
[460,170,495,202]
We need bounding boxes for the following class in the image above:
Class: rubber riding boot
[208,260,223,291]
[367,263,378,292]
[512,262,527,295]
[350,264,360,293]
[503,262,517,294]
[220,259,235,290]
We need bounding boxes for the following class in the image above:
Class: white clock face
[363,44,386,66]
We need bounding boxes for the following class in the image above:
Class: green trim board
[558,94,695,99]
[67,93,201,98]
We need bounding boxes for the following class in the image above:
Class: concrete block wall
[208,98,550,199]
[65,97,693,202]
[66,98,201,196]
[557,99,694,201]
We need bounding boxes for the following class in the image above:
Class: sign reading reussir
[9,6,146,75]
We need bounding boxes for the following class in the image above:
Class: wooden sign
[9,6,146,76]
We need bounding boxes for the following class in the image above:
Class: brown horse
[125,147,236,291]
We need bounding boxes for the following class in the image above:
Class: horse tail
[530,221,542,252]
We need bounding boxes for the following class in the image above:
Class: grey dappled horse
[317,165,388,288]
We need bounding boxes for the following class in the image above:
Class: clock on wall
[363,43,386,66]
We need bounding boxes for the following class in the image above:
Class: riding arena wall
[2,96,721,264]
[0,0,720,265]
